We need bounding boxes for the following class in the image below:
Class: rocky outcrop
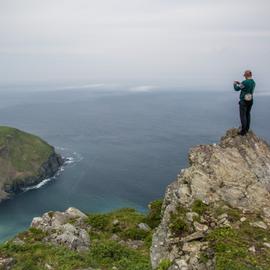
[151,129,270,269]
[0,256,14,270]
[0,126,63,202]
[3,152,63,194]
[30,207,90,252]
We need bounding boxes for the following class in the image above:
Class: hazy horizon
[1,0,270,91]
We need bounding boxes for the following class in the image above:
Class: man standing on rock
[234,70,256,136]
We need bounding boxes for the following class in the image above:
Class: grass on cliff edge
[168,200,270,270]
[0,126,54,175]
[0,200,163,270]
[208,203,270,270]
[205,220,270,270]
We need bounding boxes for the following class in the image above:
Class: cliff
[1,128,270,270]
[0,126,63,202]
[151,128,270,269]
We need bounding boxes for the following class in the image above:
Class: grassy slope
[169,200,270,270]
[0,200,163,270]
[0,126,54,187]
[1,199,270,269]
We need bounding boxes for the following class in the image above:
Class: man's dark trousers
[239,100,253,134]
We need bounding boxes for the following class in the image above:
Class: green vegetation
[157,259,172,270]
[0,204,163,270]
[169,205,189,236]
[87,208,150,239]
[191,199,208,215]
[206,218,270,269]
[1,199,270,269]
[143,199,163,229]
[0,236,152,270]
[0,126,53,174]
[0,241,85,270]
[90,239,150,270]
[169,215,188,236]
[168,201,270,269]
[213,203,242,222]
[2,173,270,270]
[87,213,110,231]
[86,208,153,246]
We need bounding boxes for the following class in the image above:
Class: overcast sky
[0,0,269,90]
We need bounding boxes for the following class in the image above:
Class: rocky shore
[2,152,63,195]
[0,126,63,203]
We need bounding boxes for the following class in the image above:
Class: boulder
[138,223,151,232]
[31,207,90,252]
[0,257,14,270]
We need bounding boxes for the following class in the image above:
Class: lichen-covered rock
[138,222,151,232]
[0,256,14,270]
[65,207,88,220]
[31,207,90,252]
[151,129,270,269]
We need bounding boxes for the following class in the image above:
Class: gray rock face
[31,207,90,252]
[138,222,151,232]
[151,129,270,269]
[0,256,14,270]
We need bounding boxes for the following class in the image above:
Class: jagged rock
[220,219,231,228]
[182,241,208,253]
[31,211,69,231]
[151,129,270,269]
[189,256,200,268]
[217,213,228,220]
[31,207,90,252]
[45,263,54,270]
[174,259,188,270]
[0,257,14,270]
[110,234,120,241]
[65,207,88,220]
[182,231,205,242]
[217,217,228,225]
[112,219,120,226]
[250,221,268,230]
[193,222,208,232]
[138,222,151,232]
[12,237,25,245]
[118,238,145,250]
[186,212,199,222]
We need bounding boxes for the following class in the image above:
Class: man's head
[244,70,252,79]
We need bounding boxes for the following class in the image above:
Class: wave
[23,177,55,192]
[22,149,83,192]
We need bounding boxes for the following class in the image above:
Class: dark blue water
[0,87,269,242]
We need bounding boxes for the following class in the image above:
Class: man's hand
[234,80,240,84]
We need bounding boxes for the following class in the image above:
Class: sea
[0,84,269,242]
